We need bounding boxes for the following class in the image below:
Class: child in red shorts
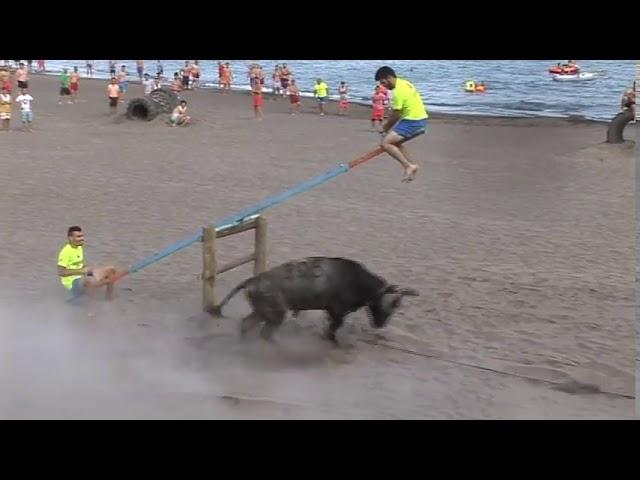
[371,85,386,130]
[252,80,263,120]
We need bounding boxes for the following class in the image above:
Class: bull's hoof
[206,305,223,318]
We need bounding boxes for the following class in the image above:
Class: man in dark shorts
[16,62,29,89]
[58,68,72,104]
[107,77,120,113]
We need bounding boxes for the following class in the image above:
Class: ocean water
[31,60,637,121]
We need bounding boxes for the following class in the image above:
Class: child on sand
[338,81,349,115]
[107,78,120,114]
[222,63,232,93]
[371,85,386,130]
[252,78,264,120]
[70,66,80,102]
[118,65,128,102]
[170,100,191,127]
[15,88,33,132]
[0,87,11,131]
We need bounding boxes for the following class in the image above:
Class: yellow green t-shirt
[58,244,84,290]
[314,82,328,98]
[391,77,428,120]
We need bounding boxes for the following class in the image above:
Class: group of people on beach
[0,62,34,131]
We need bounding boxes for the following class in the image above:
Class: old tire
[149,88,178,113]
[606,109,634,144]
[126,97,159,121]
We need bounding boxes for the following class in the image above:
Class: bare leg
[381,131,418,182]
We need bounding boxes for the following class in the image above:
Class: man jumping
[57,226,118,302]
[375,66,428,183]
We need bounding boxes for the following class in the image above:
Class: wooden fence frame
[201,214,267,314]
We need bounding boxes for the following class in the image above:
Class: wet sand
[0,74,636,419]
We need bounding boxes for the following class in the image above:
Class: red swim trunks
[253,94,263,108]
[372,107,384,121]
[290,94,300,104]
[70,82,79,93]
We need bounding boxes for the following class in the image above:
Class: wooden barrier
[201,215,267,314]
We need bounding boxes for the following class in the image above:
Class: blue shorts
[317,96,327,104]
[393,118,428,138]
[70,277,85,299]
[21,111,33,123]
[119,81,128,93]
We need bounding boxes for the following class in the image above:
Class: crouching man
[57,226,118,301]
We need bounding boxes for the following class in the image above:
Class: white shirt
[15,94,33,112]
[143,79,155,95]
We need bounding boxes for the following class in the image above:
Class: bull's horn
[399,287,420,297]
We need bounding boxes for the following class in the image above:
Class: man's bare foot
[402,165,418,183]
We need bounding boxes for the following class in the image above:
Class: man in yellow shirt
[57,226,117,301]
[375,66,428,183]
[313,78,329,116]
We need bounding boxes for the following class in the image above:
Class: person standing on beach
[181,61,191,90]
[107,77,120,114]
[136,60,144,82]
[272,65,281,98]
[622,81,636,122]
[221,62,233,93]
[59,68,72,104]
[371,85,386,130]
[288,79,301,115]
[280,64,291,96]
[16,63,29,89]
[57,226,118,302]
[86,60,94,78]
[156,60,164,80]
[191,61,201,89]
[0,87,11,131]
[142,73,155,95]
[109,60,117,77]
[375,66,427,183]
[252,76,264,121]
[69,66,80,102]
[37,60,45,72]
[171,72,183,94]
[15,88,34,132]
[218,61,224,88]
[338,81,349,115]
[117,65,128,102]
[313,78,329,116]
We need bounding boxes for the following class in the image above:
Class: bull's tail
[207,277,254,317]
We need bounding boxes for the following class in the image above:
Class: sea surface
[27,60,638,121]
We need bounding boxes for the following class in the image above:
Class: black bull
[209,257,419,343]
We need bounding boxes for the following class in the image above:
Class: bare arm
[381,110,402,133]
[57,266,91,277]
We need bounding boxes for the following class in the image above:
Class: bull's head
[367,284,419,328]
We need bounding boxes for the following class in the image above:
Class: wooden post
[254,216,267,275]
[202,226,217,314]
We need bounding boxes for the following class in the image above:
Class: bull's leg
[325,310,346,345]
[240,311,263,338]
[258,294,288,343]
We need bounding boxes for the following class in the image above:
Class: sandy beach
[0,73,636,419]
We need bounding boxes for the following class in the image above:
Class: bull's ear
[399,287,419,297]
